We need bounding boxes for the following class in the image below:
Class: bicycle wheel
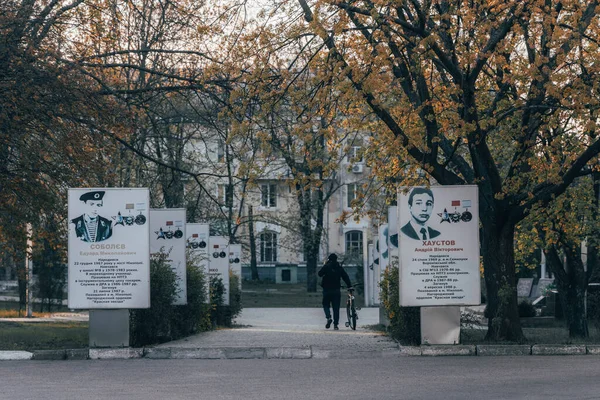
[346,301,352,328]
[350,305,357,330]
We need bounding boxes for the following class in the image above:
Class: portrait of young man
[71,190,113,243]
[400,187,441,240]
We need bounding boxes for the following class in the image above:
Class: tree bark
[298,187,324,293]
[546,245,589,338]
[482,212,525,342]
[306,250,318,293]
[588,171,600,283]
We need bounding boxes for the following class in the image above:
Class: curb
[0,351,32,361]
[476,345,531,356]
[421,345,476,357]
[587,345,600,355]
[532,344,587,356]
[3,344,600,361]
[311,347,398,359]
[32,349,66,360]
[67,349,89,360]
[170,348,225,359]
[89,348,143,360]
[266,347,311,359]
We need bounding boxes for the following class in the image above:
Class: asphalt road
[2,356,599,400]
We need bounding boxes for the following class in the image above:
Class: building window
[347,139,364,163]
[347,183,360,208]
[345,230,363,260]
[349,146,363,163]
[217,184,227,205]
[217,139,225,163]
[261,183,277,208]
[260,231,278,262]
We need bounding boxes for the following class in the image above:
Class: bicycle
[344,287,359,330]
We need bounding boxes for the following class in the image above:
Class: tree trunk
[561,280,589,338]
[298,187,322,293]
[306,251,318,293]
[588,171,600,282]
[547,245,589,338]
[162,169,184,208]
[248,205,259,280]
[482,216,525,342]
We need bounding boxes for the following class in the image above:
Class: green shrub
[170,261,212,338]
[130,254,177,347]
[518,300,536,317]
[130,252,212,347]
[229,272,243,320]
[209,271,243,327]
[380,265,420,345]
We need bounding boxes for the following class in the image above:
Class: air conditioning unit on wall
[352,164,364,173]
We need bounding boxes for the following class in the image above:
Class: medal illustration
[135,212,146,225]
[438,200,473,223]
[114,212,125,226]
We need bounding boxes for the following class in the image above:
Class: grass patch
[0,309,58,318]
[241,281,364,308]
[0,300,71,315]
[0,321,88,351]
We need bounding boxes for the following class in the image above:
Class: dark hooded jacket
[318,259,351,290]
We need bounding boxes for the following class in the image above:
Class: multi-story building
[185,131,380,287]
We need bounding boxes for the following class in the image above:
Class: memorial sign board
[517,278,534,298]
[187,223,210,303]
[150,209,187,305]
[229,244,242,289]
[378,223,389,272]
[535,278,555,297]
[209,236,230,305]
[68,188,150,309]
[399,185,480,306]
[388,207,398,264]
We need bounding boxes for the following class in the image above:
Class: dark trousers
[322,289,341,325]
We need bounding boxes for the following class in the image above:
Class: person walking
[318,253,352,330]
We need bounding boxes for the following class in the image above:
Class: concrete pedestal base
[420,306,461,345]
[89,309,130,348]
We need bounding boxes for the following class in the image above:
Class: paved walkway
[159,307,397,351]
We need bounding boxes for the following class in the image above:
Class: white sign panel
[229,244,242,289]
[378,223,389,273]
[187,223,210,303]
[209,236,230,306]
[399,186,480,306]
[68,188,150,309]
[373,223,389,304]
[150,209,187,305]
[388,206,398,265]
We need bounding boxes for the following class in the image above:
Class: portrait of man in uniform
[71,191,113,242]
[401,187,441,240]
